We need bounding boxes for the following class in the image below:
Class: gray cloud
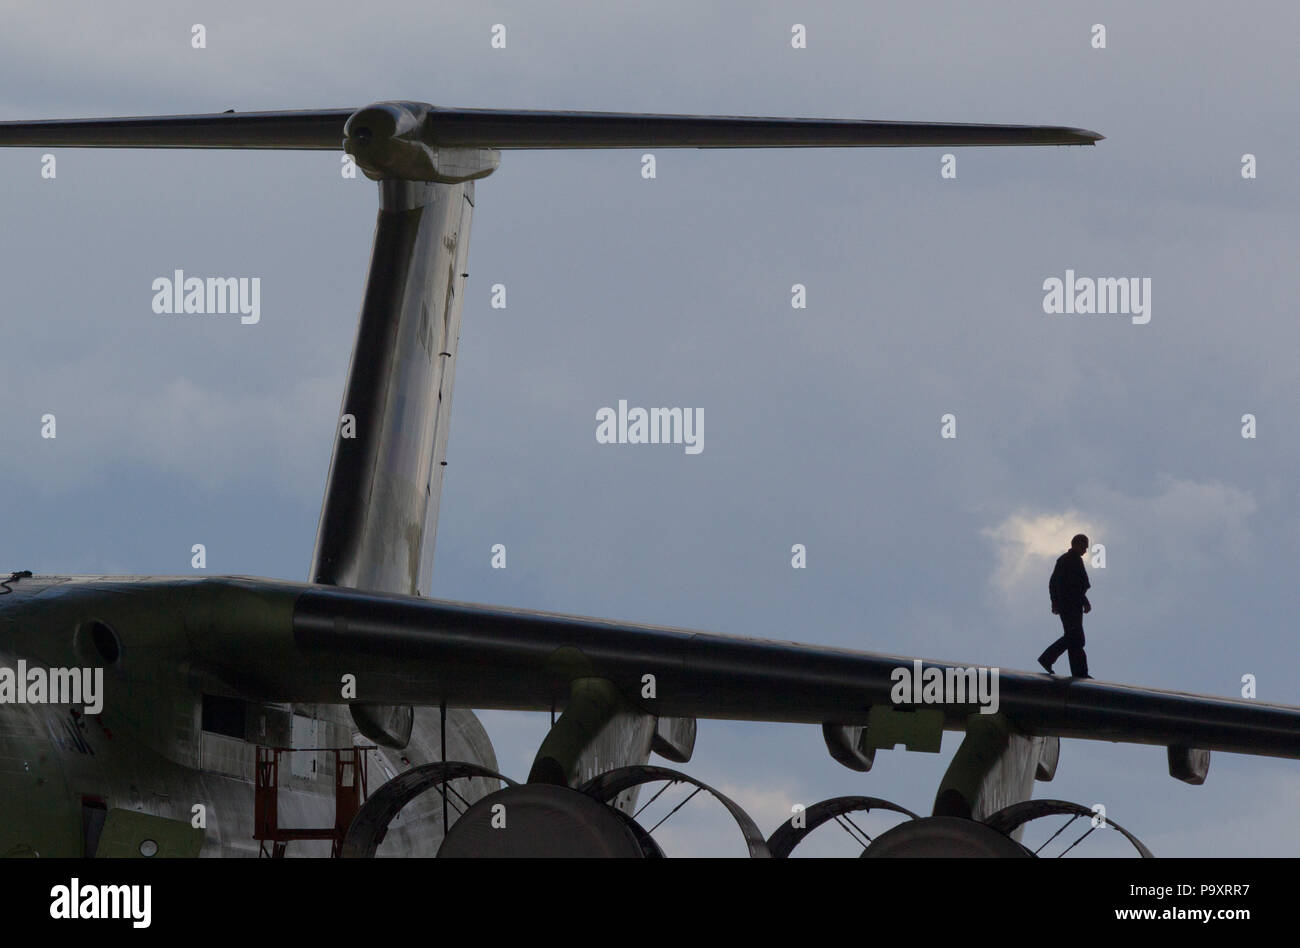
[2,0,1297,856]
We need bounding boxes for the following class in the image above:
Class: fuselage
[0,573,496,857]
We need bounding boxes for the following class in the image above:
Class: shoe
[1072,674,1093,679]
[1038,658,1055,675]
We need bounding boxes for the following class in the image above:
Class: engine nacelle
[862,816,1033,857]
[438,784,651,857]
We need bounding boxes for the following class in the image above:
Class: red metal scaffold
[254,745,372,857]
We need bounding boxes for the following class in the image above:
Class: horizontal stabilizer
[0,105,1102,151]
[0,109,354,149]
[413,108,1102,149]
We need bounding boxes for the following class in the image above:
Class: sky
[2,0,1299,856]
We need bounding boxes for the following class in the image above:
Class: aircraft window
[90,621,120,664]
[201,694,247,740]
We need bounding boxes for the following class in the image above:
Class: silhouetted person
[1038,533,1092,678]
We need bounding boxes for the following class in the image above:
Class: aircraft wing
[167,578,1300,761]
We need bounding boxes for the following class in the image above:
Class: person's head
[1071,533,1090,555]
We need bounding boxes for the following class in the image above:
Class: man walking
[1038,533,1093,678]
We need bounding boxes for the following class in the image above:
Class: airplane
[2,101,1296,858]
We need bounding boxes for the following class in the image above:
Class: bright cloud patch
[984,477,1257,604]
[984,510,1098,596]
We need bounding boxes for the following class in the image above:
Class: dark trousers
[1039,610,1089,677]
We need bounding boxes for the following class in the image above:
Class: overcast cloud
[2,0,1298,856]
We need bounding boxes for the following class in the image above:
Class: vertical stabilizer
[311,179,471,595]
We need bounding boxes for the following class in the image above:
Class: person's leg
[1039,639,1066,668]
[1039,614,1072,670]
[1062,612,1089,677]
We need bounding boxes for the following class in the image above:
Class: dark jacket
[1049,551,1091,611]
